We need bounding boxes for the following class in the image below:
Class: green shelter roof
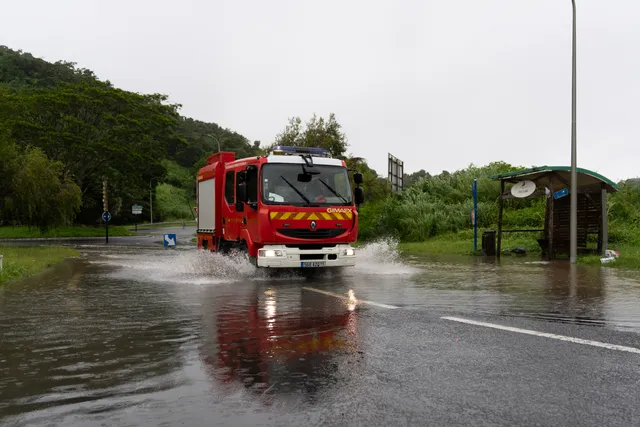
[491,166,619,193]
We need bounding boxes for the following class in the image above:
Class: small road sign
[164,234,177,247]
[132,204,143,215]
[553,188,569,200]
[102,211,111,222]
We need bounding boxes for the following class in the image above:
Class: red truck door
[240,165,260,248]
[223,170,240,240]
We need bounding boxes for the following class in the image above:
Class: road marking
[442,316,640,355]
[302,287,399,309]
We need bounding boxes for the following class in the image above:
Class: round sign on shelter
[510,180,536,198]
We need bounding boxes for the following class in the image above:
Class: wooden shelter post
[548,179,554,259]
[497,180,504,258]
[601,183,608,254]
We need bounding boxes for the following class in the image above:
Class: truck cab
[196,146,364,269]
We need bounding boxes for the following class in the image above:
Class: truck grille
[277,228,346,239]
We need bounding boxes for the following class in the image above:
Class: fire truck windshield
[261,164,354,206]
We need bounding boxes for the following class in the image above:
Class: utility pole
[103,179,109,244]
[569,0,578,263]
[150,177,156,224]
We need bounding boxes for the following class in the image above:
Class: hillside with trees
[0,46,259,229]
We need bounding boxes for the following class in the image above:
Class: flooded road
[2,235,640,426]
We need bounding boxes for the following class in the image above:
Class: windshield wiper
[318,179,349,204]
[279,175,312,205]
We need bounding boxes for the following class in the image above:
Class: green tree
[10,146,82,231]
[0,131,21,223]
[272,113,348,158]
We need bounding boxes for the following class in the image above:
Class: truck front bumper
[256,244,356,268]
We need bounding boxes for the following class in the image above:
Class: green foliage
[1,145,82,231]
[358,162,530,242]
[271,113,348,159]
[360,161,640,258]
[155,183,195,221]
[0,45,260,226]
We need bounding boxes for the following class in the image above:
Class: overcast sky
[2,0,638,181]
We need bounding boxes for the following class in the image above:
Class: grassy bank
[397,230,542,255]
[0,246,79,284]
[0,225,133,239]
[392,230,640,269]
[578,245,640,269]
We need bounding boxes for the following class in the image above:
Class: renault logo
[310,220,317,230]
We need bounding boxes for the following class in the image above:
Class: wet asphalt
[1,227,640,426]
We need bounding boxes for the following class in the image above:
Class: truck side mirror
[353,172,364,185]
[354,187,365,205]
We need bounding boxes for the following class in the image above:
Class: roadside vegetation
[360,164,640,267]
[0,246,79,285]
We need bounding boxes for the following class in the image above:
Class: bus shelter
[491,166,619,259]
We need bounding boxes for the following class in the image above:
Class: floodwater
[1,239,640,426]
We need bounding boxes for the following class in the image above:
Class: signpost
[102,211,111,243]
[132,204,142,232]
[388,153,404,193]
[164,234,177,247]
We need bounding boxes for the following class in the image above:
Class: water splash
[348,237,417,276]
[91,237,416,284]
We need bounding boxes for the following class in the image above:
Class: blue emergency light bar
[270,146,331,158]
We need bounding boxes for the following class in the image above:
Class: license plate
[301,261,326,268]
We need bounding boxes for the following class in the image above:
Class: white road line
[302,287,399,309]
[442,316,640,355]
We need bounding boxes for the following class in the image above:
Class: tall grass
[0,246,79,284]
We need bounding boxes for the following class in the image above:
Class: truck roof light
[270,146,331,158]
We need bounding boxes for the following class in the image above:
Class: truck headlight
[259,249,285,258]
[342,248,355,256]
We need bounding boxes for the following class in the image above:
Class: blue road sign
[164,234,177,247]
[102,211,111,222]
[553,188,569,200]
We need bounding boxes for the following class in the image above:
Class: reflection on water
[404,253,640,333]
[200,283,360,403]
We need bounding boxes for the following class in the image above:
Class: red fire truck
[196,146,364,269]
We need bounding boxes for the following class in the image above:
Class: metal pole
[570,0,578,263]
[150,177,156,224]
[473,179,478,252]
